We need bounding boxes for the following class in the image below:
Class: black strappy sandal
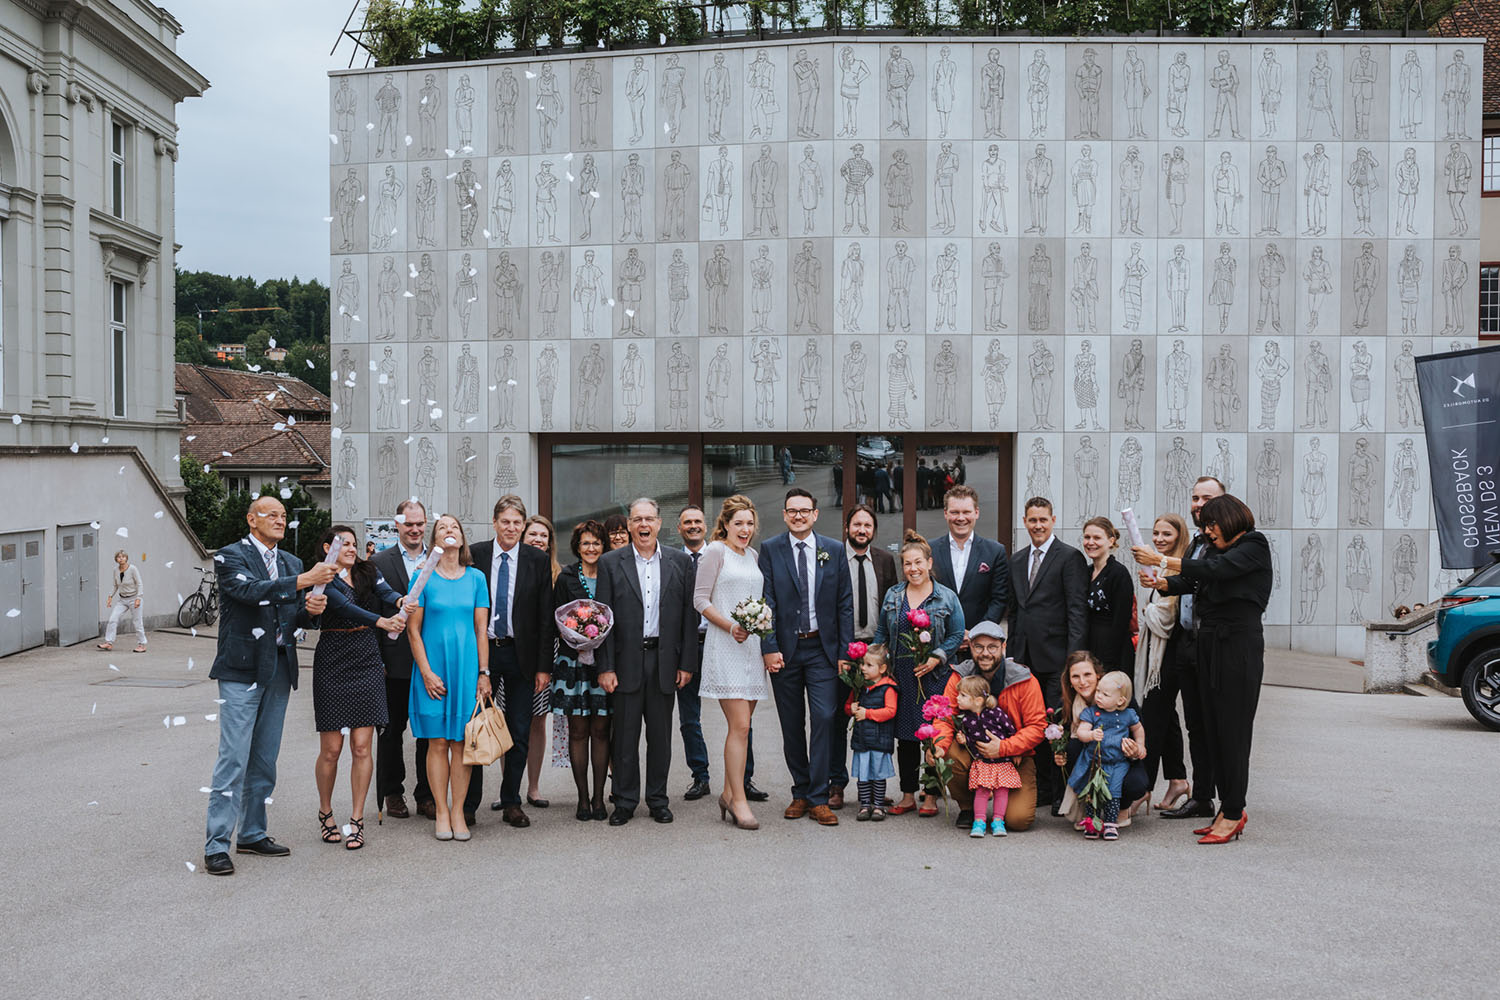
[344,817,365,851]
[319,810,342,844]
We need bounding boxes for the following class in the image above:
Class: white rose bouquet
[730,597,775,638]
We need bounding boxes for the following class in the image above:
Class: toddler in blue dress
[1066,671,1146,841]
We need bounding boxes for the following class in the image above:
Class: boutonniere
[978,562,991,574]
[816,548,831,565]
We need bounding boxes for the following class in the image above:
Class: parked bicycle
[177,566,219,628]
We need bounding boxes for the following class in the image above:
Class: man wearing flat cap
[927,620,1047,831]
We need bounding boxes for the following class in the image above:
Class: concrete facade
[0,1,209,648]
[329,37,1483,657]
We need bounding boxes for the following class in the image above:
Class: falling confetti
[205,713,217,721]
[186,861,197,873]
[91,703,96,714]
[165,561,174,568]
[524,70,536,79]
[264,797,273,805]
[172,716,186,727]
[154,510,164,519]
[274,422,286,431]
[251,628,265,639]
[9,414,19,425]
[115,527,128,538]
[102,436,110,444]
[187,657,195,670]
[329,133,339,145]
[404,135,412,146]
[331,427,342,439]
[200,787,212,793]
[70,442,79,453]
[108,664,120,672]
[279,488,292,499]
[5,609,18,618]
[91,521,101,529]
[306,360,315,369]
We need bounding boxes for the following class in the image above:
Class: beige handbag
[463,695,513,766]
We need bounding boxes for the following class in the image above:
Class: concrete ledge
[1362,610,1440,692]
[1265,648,1367,694]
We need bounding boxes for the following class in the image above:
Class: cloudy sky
[173,0,357,282]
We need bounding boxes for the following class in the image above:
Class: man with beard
[839,503,897,810]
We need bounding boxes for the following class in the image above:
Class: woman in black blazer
[549,519,612,821]
[1080,517,1137,673]
[1137,495,1272,846]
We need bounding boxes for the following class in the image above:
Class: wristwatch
[1159,553,1168,569]
[478,669,491,677]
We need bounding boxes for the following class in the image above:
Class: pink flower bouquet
[555,599,614,665]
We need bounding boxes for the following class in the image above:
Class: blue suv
[1428,555,1500,731]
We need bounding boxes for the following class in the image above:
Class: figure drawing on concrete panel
[704,52,732,143]
[1167,52,1190,137]
[794,241,822,333]
[574,249,605,337]
[1073,340,1102,430]
[797,339,822,429]
[1027,49,1049,138]
[668,342,693,429]
[1302,437,1328,523]
[887,339,916,428]
[620,344,645,428]
[336,259,360,338]
[982,242,1007,330]
[575,344,604,431]
[1206,343,1239,433]
[1390,438,1420,527]
[981,48,1005,138]
[495,66,519,152]
[376,257,398,341]
[492,160,515,245]
[1117,436,1142,509]
[1256,146,1285,236]
[1026,437,1051,499]
[493,344,518,429]
[660,55,686,142]
[837,47,868,138]
[1209,50,1242,139]
[334,79,357,162]
[376,436,397,514]
[1298,533,1325,624]
[494,436,519,491]
[931,339,958,428]
[886,46,914,136]
[980,145,1008,234]
[1075,48,1102,139]
[662,151,691,240]
[374,74,401,158]
[982,339,1009,429]
[1303,51,1340,137]
[839,243,864,332]
[1255,341,1288,430]
[842,339,867,428]
[375,347,399,430]
[456,436,477,519]
[1399,51,1422,139]
[1443,51,1471,139]
[1117,338,1145,430]
[1257,49,1282,135]
[750,336,780,427]
[416,346,440,431]
[538,251,563,338]
[1209,243,1235,334]
[794,49,820,139]
[536,344,558,431]
[335,168,362,251]
[1303,340,1332,429]
[1162,435,1194,513]
[337,438,358,506]
[1346,534,1371,623]
[1028,338,1054,430]
[1074,436,1100,517]
[575,59,602,146]
[1119,146,1144,235]
[1394,340,1422,428]
[706,342,731,429]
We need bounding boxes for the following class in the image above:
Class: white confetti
[259,600,270,606]
[264,797,273,805]
[154,510,164,519]
[288,520,299,529]
[590,190,601,199]
[163,715,171,727]
[108,663,119,672]
[172,716,187,727]
[341,727,350,735]
[403,435,414,444]
[205,713,217,721]
[102,436,109,444]
[176,593,183,605]
[165,561,174,568]
[323,216,334,223]
[278,476,288,483]
[251,628,265,639]
[221,790,233,798]
[306,360,315,369]
[659,32,666,43]
[200,787,212,793]
[597,38,605,48]
[331,427,342,439]
[342,823,353,836]
[404,135,412,146]
[329,133,339,145]
[191,628,198,637]
[221,451,233,457]
[70,442,79,453]
[5,609,18,618]
[444,148,455,158]
[171,455,179,462]
[115,526,128,538]
[394,514,406,524]
[465,451,477,461]
[248,365,261,372]
[186,861,196,872]
[90,521,101,529]
[91,703,96,713]
[203,465,211,473]
[187,434,197,442]
[9,414,19,425]
[214,698,226,705]
[564,152,573,161]
[366,122,374,130]
[247,683,256,692]
[87,801,98,806]
[187,657,195,670]
[274,422,286,431]
[430,407,443,419]
[279,488,292,499]
[287,416,296,426]
[118,466,125,476]
[524,70,536,79]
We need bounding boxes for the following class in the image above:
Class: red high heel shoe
[1193,813,1222,836]
[1197,813,1247,845]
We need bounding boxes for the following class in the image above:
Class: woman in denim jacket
[873,530,965,816]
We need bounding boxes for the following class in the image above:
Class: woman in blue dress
[872,530,965,817]
[406,514,490,842]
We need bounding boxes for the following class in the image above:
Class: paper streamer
[311,535,343,595]
[388,545,443,638]
[1120,508,1157,582]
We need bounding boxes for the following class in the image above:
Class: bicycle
[177,566,219,628]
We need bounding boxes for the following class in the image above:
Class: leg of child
[871,779,887,807]
[993,788,1010,817]
[1102,798,1120,824]
[973,787,992,821]
[858,780,874,807]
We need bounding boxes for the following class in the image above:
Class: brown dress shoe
[384,795,409,819]
[828,787,845,810]
[416,800,437,820]
[809,805,839,826]
[783,798,811,820]
[502,805,531,828]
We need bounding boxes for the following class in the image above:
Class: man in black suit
[372,498,428,821]
[469,494,555,829]
[839,503,896,810]
[1006,496,1088,812]
[594,497,699,826]
[930,484,1010,637]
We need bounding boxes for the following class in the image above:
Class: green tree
[287,342,331,395]
[179,456,225,545]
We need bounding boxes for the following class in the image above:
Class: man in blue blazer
[930,484,1010,638]
[759,487,855,826]
[203,496,335,876]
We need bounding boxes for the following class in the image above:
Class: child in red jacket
[846,645,898,822]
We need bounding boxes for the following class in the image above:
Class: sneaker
[990,818,1008,837]
[969,820,987,838]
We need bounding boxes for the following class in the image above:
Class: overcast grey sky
[173,0,357,283]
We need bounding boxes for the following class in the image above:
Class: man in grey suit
[594,498,699,826]
[1006,495,1088,813]
[203,496,335,876]
[372,499,427,821]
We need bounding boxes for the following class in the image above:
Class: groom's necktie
[796,541,812,633]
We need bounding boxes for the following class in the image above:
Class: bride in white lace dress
[693,495,771,829]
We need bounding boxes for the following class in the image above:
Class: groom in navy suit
[759,487,855,826]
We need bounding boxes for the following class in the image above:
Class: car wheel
[1460,646,1500,732]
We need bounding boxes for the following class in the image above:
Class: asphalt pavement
[1,631,1489,998]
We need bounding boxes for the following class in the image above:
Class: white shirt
[487,540,521,639]
[1027,534,1055,581]
[788,532,819,631]
[634,544,662,638]
[247,535,279,579]
[948,533,974,586]
[846,546,878,640]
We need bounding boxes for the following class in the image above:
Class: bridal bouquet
[730,597,774,638]
[555,599,613,665]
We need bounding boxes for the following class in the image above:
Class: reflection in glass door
[550,443,692,548]
[703,441,845,532]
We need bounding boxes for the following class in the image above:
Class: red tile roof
[176,363,331,479]
[1434,1,1500,116]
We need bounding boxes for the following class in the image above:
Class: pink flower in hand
[914,723,937,742]
[918,630,932,644]
[1043,723,1064,741]
[907,609,931,629]
[847,641,868,660]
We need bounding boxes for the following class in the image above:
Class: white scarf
[1133,588,1179,698]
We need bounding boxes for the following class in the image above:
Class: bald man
[203,497,337,875]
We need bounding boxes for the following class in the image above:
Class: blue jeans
[678,654,755,784]
[204,665,293,855]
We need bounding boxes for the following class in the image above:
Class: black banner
[1416,345,1500,569]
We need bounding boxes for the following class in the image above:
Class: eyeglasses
[784,507,815,516]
